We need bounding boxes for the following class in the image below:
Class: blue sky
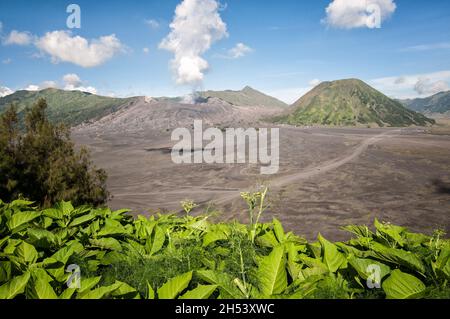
[1,0,450,103]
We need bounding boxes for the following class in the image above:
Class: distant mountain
[398,91,450,115]
[200,86,288,108]
[0,88,135,126]
[276,79,434,127]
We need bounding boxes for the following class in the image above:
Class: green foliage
[0,99,109,207]
[0,198,449,299]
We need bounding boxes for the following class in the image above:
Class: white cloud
[0,85,14,97]
[2,58,12,64]
[227,43,253,59]
[369,70,450,98]
[159,0,228,86]
[63,73,82,87]
[62,73,97,94]
[414,78,449,96]
[22,74,97,95]
[35,31,124,68]
[323,0,396,29]
[25,85,40,91]
[0,22,3,33]
[143,47,150,54]
[145,19,160,29]
[3,30,33,45]
[309,79,322,86]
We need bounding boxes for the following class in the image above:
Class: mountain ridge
[199,86,288,108]
[398,90,450,115]
[276,78,435,127]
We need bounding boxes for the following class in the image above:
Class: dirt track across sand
[73,126,450,241]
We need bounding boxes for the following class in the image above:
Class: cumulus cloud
[143,47,150,54]
[0,85,14,97]
[323,0,396,29]
[2,58,12,64]
[62,73,97,94]
[369,70,450,98]
[23,74,97,94]
[3,30,33,45]
[227,43,253,59]
[145,19,160,29]
[25,85,40,91]
[35,31,124,68]
[414,78,449,96]
[24,81,57,91]
[159,0,228,86]
[63,73,82,87]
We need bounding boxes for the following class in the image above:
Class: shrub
[0,99,109,207]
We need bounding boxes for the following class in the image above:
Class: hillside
[276,79,434,127]
[200,86,288,108]
[0,88,135,126]
[399,91,450,115]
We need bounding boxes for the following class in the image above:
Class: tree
[0,98,109,207]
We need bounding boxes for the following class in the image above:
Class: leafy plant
[0,196,448,299]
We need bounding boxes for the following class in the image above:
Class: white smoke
[159,0,228,87]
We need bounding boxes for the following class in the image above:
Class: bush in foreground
[0,197,449,299]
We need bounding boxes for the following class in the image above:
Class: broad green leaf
[203,230,227,247]
[33,277,58,299]
[374,219,406,247]
[342,225,374,238]
[0,272,31,299]
[89,237,122,251]
[7,211,41,231]
[27,228,56,248]
[255,230,279,248]
[0,262,12,283]
[196,270,244,299]
[15,241,38,264]
[78,276,102,294]
[348,257,391,281]
[48,246,74,264]
[57,201,74,217]
[111,281,138,298]
[68,213,97,228]
[147,281,155,299]
[257,246,287,296]
[180,284,217,299]
[59,288,76,299]
[10,199,34,207]
[157,271,193,299]
[318,234,347,272]
[382,269,425,299]
[42,208,63,220]
[79,282,122,299]
[433,247,450,279]
[272,218,285,243]
[369,242,426,274]
[147,226,165,256]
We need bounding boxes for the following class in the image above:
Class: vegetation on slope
[399,91,450,115]
[200,86,288,108]
[0,192,448,299]
[275,79,435,127]
[0,89,134,127]
[0,99,109,207]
